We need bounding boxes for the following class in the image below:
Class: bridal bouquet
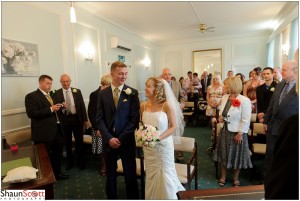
[135,123,160,147]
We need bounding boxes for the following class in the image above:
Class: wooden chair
[4,128,32,149]
[182,102,194,124]
[174,136,198,190]
[250,123,266,155]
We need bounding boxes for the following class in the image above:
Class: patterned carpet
[54,125,264,199]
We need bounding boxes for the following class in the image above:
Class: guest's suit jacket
[201,77,211,93]
[219,94,252,133]
[88,87,101,130]
[25,89,62,142]
[55,88,88,124]
[256,81,277,114]
[263,80,299,136]
[171,80,185,105]
[96,84,140,147]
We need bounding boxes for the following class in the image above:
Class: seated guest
[201,70,211,100]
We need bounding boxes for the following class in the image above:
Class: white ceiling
[75,1,297,45]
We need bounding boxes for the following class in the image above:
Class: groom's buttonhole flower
[123,88,134,95]
[72,88,77,93]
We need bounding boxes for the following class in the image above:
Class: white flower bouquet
[135,123,160,147]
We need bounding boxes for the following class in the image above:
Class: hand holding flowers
[135,123,160,147]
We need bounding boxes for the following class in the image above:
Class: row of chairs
[116,136,198,198]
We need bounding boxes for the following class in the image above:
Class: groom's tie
[113,88,120,108]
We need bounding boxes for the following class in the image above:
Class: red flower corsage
[232,98,241,107]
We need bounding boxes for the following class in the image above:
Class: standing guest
[273,67,283,83]
[141,77,185,199]
[183,71,193,91]
[256,67,277,123]
[214,77,252,187]
[56,74,88,170]
[235,73,245,94]
[254,67,262,79]
[171,76,176,81]
[162,68,185,110]
[88,74,112,176]
[264,51,299,200]
[243,69,264,113]
[201,70,211,100]
[263,60,298,171]
[206,73,224,125]
[223,70,234,86]
[96,61,139,199]
[25,75,69,180]
[162,68,185,162]
[179,77,184,88]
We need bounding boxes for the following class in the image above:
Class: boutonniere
[123,99,128,102]
[50,90,56,95]
[72,88,77,93]
[123,88,134,96]
[270,87,275,92]
[232,98,241,107]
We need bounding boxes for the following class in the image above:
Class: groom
[96,61,140,199]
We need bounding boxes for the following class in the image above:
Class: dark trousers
[35,124,63,176]
[265,133,277,172]
[62,115,84,165]
[105,143,139,199]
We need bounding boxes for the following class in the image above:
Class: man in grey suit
[162,68,185,109]
[263,60,298,170]
[162,68,185,162]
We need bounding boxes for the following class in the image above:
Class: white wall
[1,2,156,135]
[156,34,269,81]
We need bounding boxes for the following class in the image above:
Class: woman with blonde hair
[140,77,185,199]
[206,73,225,121]
[214,76,253,187]
[88,74,112,176]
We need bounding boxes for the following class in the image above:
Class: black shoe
[56,174,69,180]
[66,163,73,170]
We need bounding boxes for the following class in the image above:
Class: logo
[0,190,45,200]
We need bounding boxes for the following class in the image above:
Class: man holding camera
[25,75,68,180]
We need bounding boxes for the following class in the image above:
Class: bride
[140,77,185,199]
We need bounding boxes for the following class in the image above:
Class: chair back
[216,123,223,137]
[5,129,32,146]
[251,114,257,123]
[184,102,194,108]
[252,123,266,136]
[174,137,195,152]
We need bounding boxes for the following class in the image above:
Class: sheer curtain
[267,40,275,67]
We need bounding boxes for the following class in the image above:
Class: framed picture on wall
[1,38,40,76]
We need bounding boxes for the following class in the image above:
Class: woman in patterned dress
[206,73,225,126]
[214,77,253,187]
[88,74,112,176]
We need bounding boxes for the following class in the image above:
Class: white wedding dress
[142,111,185,199]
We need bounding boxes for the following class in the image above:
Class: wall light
[80,42,94,61]
[282,44,289,57]
[70,2,76,23]
[143,58,151,70]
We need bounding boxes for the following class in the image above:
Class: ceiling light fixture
[70,2,76,23]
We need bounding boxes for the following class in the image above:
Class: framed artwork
[1,38,40,76]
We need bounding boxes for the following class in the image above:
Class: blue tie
[279,82,289,105]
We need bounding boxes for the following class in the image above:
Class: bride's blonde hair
[146,77,166,103]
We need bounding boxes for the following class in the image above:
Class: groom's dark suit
[96,84,140,199]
